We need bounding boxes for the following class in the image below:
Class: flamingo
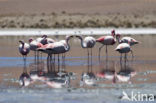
[96,30,116,61]
[36,35,55,45]
[116,34,139,60]
[115,43,133,65]
[19,40,30,63]
[29,38,43,62]
[19,40,31,87]
[116,34,139,46]
[37,35,73,75]
[75,35,96,72]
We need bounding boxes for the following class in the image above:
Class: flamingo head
[28,38,33,43]
[75,35,82,40]
[116,34,121,38]
[111,30,116,37]
[131,39,140,44]
[19,40,24,44]
[42,35,47,38]
[116,34,121,41]
[66,35,74,39]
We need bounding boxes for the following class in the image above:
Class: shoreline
[0,28,156,36]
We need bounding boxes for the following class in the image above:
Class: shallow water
[0,35,156,102]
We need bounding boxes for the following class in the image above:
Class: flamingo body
[46,38,55,44]
[29,39,43,51]
[83,36,96,48]
[38,41,67,54]
[96,36,116,45]
[115,43,131,53]
[19,42,30,56]
[120,37,139,46]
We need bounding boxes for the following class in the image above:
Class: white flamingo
[19,40,31,87]
[115,43,133,64]
[36,35,55,45]
[75,35,96,72]
[116,34,139,46]
[19,40,30,63]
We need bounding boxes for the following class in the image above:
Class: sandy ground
[0,0,156,28]
[0,0,156,15]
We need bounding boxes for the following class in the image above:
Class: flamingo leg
[50,54,52,72]
[91,48,93,73]
[58,54,59,72]
[124,53,127,69]
[47,55,50,72]
[40,52,42,61]
[98,45,104,62]
[87,48,89,73]
[120,53,123,69]
[62,53,65,72]
[23,55,27,73]
[130,50,134,61]
[58,54,63,77]
[37,51,39,64]
[34,51,37,64]
[63,53,66,72]
[106,45,108,61]
[53,54,55,72]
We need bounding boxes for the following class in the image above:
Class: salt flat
[0,28,156,36]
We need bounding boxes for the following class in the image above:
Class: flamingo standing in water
[116,34,139,46]
[116,34,139,60]
[19,40,31,87]
[115,43,133,65]
[29,38,43,62]
[19,40,30,63]
[96,30,116,61]
[75,35,96,72]
[37,35,73,75]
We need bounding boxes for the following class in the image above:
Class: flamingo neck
[21,42,25,49]
[65,36,71,51]
[116,36,120,43]
[78,36,86,48]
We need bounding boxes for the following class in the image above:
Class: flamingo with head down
[116,34,139,61]
[19,40,30,63]
[37,35,73,75]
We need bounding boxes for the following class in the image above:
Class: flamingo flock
[18,29,139,87]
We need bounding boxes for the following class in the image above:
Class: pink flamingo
[29,38,43,62]
[75,35,96,72]
[37,35,73,75]
[96,30,116,61]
